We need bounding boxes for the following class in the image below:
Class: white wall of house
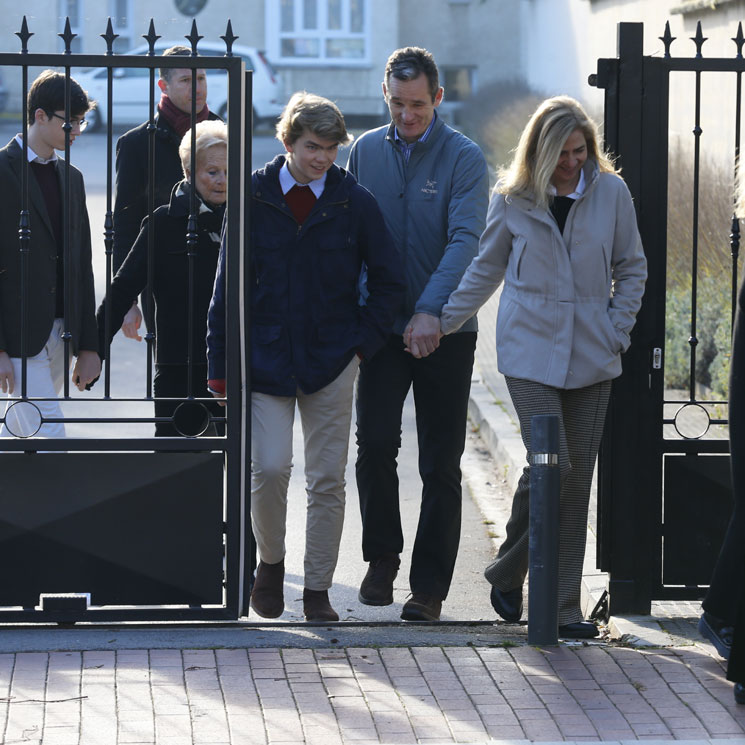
[523,0,745,165]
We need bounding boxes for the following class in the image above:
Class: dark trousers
[485,377,611,625]
[153,363,225,438]
[355,332,476,600]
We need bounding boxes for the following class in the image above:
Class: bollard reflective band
[531,453,559,466]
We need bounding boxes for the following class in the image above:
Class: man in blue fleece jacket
[347,47,489,621]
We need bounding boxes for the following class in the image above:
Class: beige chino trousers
[250,356,359,591]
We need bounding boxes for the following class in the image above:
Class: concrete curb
[466,375,679,647]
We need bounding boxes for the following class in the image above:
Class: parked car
[75,41,283,131]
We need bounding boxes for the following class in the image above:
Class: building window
[58,0,83,52]
[442,66,476,103]
[110,0,133,53]
[267,0,369,66]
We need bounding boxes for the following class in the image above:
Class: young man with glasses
[0,69,99,438]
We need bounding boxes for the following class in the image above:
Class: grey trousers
[485,376,611,625]
[251,357,359,591]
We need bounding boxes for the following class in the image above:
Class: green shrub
[664,271,733,396]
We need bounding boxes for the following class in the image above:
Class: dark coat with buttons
[113,110,220,271]
[0,138,97,358]
[97,180,224,366]
[207,154,405,396]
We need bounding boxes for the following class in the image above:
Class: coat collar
[507,159,601,215]
[384,113,446,156]
[166,178,225,228]
[6,138,65,242]
[255,154,348,205]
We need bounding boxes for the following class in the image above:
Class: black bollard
[527,414,560,645]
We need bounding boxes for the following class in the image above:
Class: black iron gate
[593,21,741,614]
[0,17,252,622]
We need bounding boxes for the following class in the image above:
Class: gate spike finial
[59,17,76,55]
[734,22,745,59]
[221,19,238,56]
[15,16,33,54]
[143,19,160,56]
[691,20,707,58]
[186,19,203,56]
[660,21,675,58]
[101,17,119,55]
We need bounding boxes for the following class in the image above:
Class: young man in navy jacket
[207,92,404,622]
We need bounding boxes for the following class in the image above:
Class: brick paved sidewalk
[2,641,744,744]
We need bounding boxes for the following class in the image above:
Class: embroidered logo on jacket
[421,179,438,195]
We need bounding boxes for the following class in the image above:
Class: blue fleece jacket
[347,115,489,334]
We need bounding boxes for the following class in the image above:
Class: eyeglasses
[47,111,88,132]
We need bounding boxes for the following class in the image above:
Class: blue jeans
[355,332,476,600]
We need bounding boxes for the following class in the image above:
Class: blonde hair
[179,120,228,177]
[275,91,353,147]
[498,95,617,209]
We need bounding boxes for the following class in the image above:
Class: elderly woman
[97,119,227,437]
[436,96,647,637]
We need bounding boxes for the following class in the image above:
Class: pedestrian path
[0,641,742,744]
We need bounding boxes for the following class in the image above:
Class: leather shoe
[558,621,599,639]
[359,553,400,606]
[490,585,523,623]
[303,589,339,622]
[698,612,733,659]
[401,593,442,621]
[250,559,285,618]
[735,682,745,705]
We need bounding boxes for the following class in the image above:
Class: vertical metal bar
[240,67,254,615]
[688,70,703,401]
[61,68,73,399]
[103,38,116,398]
[527,415,560,646]
[732,68,742,334]
[18,58,30,400]
[186,56,198,401]
[144,53,157,399]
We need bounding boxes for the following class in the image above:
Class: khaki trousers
[251,357,359,590]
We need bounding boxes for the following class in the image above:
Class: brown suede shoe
[358,553,400,606]
[250,559,285,618]
[303,588,339,622]
[400,593,442,621]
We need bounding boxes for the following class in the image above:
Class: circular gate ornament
[174,0,207,16]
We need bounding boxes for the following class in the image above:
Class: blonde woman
[438,96,647,637]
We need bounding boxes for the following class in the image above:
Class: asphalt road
[0,121,501,626]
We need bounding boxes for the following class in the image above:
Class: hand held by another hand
[404,313,443,359]
[72,350,102,392]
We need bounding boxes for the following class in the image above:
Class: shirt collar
[549,167,586,200]
[279,161,326,199]
[15,134,57,164]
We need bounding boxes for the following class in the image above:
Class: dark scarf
[158,93,210,138]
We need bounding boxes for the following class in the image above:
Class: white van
[76,41,284,131]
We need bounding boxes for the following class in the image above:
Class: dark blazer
[207,155,405,396]
[0,138,97,358]
[113,111,220,271]
[98,180,224,366]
